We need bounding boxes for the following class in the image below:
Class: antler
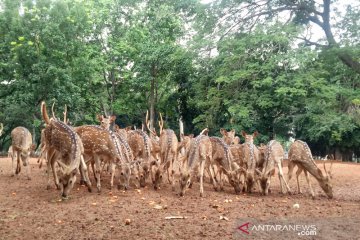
[158,112,164,134]
[63,104,68,124]
[145,110,157,137]
[199,128,209,135]
[51,102,58,120]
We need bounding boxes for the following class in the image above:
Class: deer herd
[1,101,334,200]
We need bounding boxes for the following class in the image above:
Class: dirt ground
[0,157,359,240]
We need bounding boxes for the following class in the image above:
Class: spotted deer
[177,133,194,169]
[210,137,242,194]
[74,125,121,192]
[220,128,236,145]
[41,102,92,198]
[179,134,216,197]
[152,113,179,191]
[287,140,333,199]
[10,127,35,180]
[241,131,260,193]
[126,130,154,187]
[258,140,290,195]
[94,115,134,190]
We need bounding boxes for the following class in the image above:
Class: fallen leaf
[165,216,187,220]
[153,204,163,210]
[219,216,229,221]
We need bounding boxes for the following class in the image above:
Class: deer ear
[241,130,246,138]
[97,114,103,122]
[110,115,116,123]
[230,129,235,136]
[220,128,226,136]
[125,126,132,131]
[189,134,194,138]
[253,131,258,138]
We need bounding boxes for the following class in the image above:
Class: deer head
[179,171,191,197]
[319,159,333,198]
[241,130,258,143]
[220,128,236,145]
[97,114,116,130]
[220,165,242,194]
[57,160,79,199]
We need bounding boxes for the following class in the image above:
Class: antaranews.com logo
[235,218,317,238]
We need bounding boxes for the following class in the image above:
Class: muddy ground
[0,157,359,240]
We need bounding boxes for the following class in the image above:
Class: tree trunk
[334,147,342,161]
[149,64,157,132]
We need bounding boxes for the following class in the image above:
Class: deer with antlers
[257,140,291,195]
[41,102,92,198]
[179,131,216,197]
[210,137,242,194]
[287,140,333,199]
[10,126,35,180]
[152,113,179,191]
[241,131,261,193]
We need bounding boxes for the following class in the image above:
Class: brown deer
[152,113,179,191]
[94,115,133,191]
[126,130,154,187]
[287,140,333,199]
[74,125,121,192]
[10,127,35,180]
[41,102,92,198]
[241,131,260,193]
[220,128,236,145]
[179,134,215,197]
[258,140,291,195]
[210,137,242,194]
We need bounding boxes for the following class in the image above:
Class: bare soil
[0,157,359,240]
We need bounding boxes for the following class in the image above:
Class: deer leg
[80,155,92,192]
[295,166,303,194]
[110,162,116,190]
[199,159,206,198]
[46,152,54,190]
[94,155,102,193]
[15,152,21,175]
[52,159,60,190]
[11,151,16,176]
[91,160,97,182]
[303,170,315,199]
[26,156,31,180]
[219,170,225,191]
[278,162,291,194]
[207,164,218,191]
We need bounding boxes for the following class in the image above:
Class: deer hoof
[46,185,51,190]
